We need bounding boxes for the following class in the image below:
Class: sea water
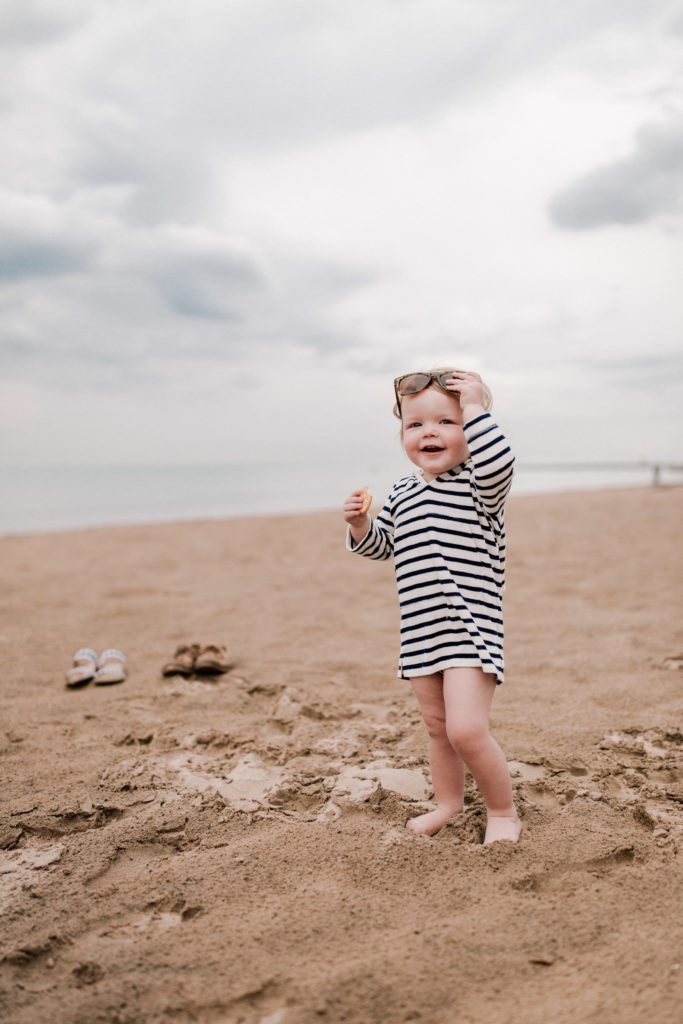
[0,460,678,537]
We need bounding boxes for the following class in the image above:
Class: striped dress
[348,413,514,684]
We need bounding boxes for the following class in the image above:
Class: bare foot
[484,814,522,844]
[406,806,462,837]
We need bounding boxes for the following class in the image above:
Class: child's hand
[445,371,486,411]
[343,489,371,532]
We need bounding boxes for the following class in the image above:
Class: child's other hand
[343,490,371,531]
[445,371,486,411]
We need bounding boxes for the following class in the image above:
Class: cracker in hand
[359,487,372,514]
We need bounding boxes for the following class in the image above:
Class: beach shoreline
[3,457,681,537]
[1,486,682,1023]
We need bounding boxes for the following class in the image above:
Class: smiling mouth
[422,446,444,453]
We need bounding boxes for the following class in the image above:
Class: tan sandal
[94,649,126,686]
[162,643,200,677]
[195,643,232,674]
[65,648,98,688]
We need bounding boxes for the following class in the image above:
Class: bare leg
[442,667,521,844]
[407,673,465,836]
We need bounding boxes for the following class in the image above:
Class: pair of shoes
[65,649,126,688]
[162,643,232,678]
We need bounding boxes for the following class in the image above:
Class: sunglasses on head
[393,370,461,404]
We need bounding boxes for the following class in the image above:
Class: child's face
[400,386,469,481]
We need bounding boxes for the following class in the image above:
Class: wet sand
[1,486,682,1024]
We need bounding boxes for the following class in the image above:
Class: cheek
[401,431,419,457]
[450,428,468,452]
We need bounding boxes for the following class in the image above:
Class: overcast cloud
[1,0,682,473]
[549,114,683,228]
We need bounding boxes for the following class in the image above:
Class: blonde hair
[393,367,493,420]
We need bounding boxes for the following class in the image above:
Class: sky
[1,0,682,478]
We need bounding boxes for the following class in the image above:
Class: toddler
[343,369,520,844]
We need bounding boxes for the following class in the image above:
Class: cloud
[1,0,682,470]
[578,351,683,390]
[0,202,377,393]
[0,189,98,280]
[122,226,268,322]
[0,0,88,49]
[548,116,683,229]
[29,0,669,226]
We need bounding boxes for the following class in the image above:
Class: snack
[359,487,372,514]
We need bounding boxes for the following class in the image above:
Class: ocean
[0,460,678,537]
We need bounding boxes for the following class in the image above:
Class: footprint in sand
[85,841,176,891]
[509,760,566,813]
[509,729,682,848]
[0,842,65,913]
[660,654,683,670]
[509,760,545,782]
[597,729,682,845]
[513,844,637,893]
[164,750,287,813]
[125,896,203,935]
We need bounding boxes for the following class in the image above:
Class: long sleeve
[463,412,515,517]
[346,500,395,560]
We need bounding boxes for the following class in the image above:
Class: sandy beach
[1,485,682,1024]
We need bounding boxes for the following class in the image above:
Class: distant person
[343,369,520,844]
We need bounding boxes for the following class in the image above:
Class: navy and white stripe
[348,413,514,684]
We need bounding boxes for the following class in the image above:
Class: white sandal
[94,649,126,686]
[65,648,99,688]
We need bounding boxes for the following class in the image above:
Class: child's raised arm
[464,415,515,516]
[445,371,514,516]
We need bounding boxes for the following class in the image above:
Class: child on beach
[343,369,521,844]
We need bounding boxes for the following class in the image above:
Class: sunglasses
[393,370,461,404]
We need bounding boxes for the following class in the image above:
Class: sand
[1,486,682,1024]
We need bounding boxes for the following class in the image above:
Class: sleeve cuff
[346,520,373,552]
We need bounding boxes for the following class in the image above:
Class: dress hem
[399,658,503,685]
